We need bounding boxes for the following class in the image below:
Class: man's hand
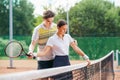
[27,51,33,59]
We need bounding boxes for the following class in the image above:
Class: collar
[41,22,53,30]
[55,33,65,40]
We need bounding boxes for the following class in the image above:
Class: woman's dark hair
[43,10,55,19]
[57,19,67,28]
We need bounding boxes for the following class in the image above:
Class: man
[28,10,57,69]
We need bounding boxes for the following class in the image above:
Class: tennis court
[0,60,82,74]
[0,52,120,80]
[0,61,120,80]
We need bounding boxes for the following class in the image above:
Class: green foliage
[68,0,120,37]
[116,7,120,28]
[104,7,119,36]
[33,16,43,27]
[0,0,9,35]
[0,0,35,36]
[13,0,34,35]
[54,6,67,23]
[53,0,120,37]
[0,38,9,57]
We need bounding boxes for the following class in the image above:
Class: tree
[0,0,9,35]
[104,7,119,36]
[69,0,119,37]
[54,5,67,23]
[33,16,43,27]
[0,0,35,36]
[13,0,34,35]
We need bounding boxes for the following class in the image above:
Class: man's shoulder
[51,23,57,27]
[34,23,43,30]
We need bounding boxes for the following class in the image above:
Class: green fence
[0,36,120,60]
[70,37,120,60]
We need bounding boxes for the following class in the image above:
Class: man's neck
[43,23,50,29]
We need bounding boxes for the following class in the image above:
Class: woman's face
[58,25,68,35]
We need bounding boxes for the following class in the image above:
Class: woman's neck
[57,32,64,39]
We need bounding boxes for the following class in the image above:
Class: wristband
[83,54,89,60]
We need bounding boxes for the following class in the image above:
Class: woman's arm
[70,42,85,56]
[37,46,51,57]
[70,41,91,65]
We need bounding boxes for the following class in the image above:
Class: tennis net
[0,50,114,80]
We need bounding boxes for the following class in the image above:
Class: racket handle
[27,53,36,59]
[33,56,36,59]
[26,53,34,59]
[26,54,31,57]
[32,53,37,59]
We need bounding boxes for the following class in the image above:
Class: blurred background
[0,0,120,60]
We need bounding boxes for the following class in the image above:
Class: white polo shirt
[46,34,74,56]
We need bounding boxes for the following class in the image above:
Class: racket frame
[4,41,29,58]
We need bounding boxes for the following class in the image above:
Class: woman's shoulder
[49,34,56,39]
[65,34,71,37]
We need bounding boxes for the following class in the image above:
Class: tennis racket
[4,41,35,58]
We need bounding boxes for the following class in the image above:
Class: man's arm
[28,40,36,54]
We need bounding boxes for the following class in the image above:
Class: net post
[116,49,119,67]
[8,45,15,69]
[113,50,115,80]
[99,61,101,80]
[7,58,16,69]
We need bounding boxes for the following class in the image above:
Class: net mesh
[0,51,115,80]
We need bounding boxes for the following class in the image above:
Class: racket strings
[5,42,23,58]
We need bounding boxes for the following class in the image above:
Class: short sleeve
[67,34,74,43]
[32,27,39,41]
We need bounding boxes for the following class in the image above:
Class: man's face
[44,17,54,26]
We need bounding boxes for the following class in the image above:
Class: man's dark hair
[57,19,67,28]
[43,10,55,19]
